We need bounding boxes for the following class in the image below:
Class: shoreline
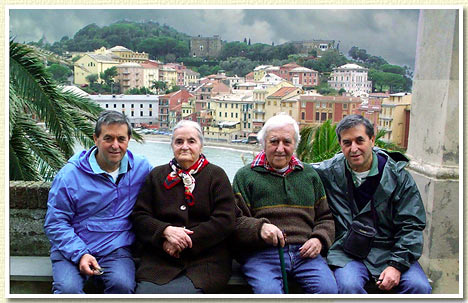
[141,134,262,153]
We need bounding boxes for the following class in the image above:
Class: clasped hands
[260,223,322,258]
[162,226,194,258]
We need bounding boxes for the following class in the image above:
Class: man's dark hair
[336,114,374,142]
[94,110,132,137]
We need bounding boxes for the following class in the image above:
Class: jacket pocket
[86,219,132,232]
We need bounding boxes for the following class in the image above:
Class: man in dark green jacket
[313,114,431,294]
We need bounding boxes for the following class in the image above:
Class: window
[225,112,227,118]
[105,104,109,108]
[236,113,238,118]
[140,111,143,117]
[131,104,134,108]
[328,113,333,120]
[301,112,305,120]
[149,112,152,117]
[131,111,134,117]
[236,104,239,109]
[321,112,327,121]
[114,104,117,108]
[225,103,228,108]
[231,104,234,109]
[149,104,152,108]
[140,104,143,108]
[343,103,348,109]
[122,104,125,108]
[315,112,320,121]
[231,113,233,118]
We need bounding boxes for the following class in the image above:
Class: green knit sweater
[232,163,335,253]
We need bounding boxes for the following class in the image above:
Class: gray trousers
[136,275,203,294]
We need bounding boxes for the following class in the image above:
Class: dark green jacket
[313,148,426,276]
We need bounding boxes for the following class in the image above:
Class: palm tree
[297,120,404,164]
[297,120,340,163]
[9,41,103,181]
[151,80,167,94]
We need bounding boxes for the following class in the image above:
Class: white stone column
[406,9,460,294]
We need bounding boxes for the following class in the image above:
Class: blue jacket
[44,147,152,264]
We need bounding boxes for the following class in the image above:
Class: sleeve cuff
[388,260,409,273]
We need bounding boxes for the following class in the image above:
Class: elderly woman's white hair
[171,120,204,146]
[257,113,301,148]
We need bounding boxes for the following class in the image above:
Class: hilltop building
[190,35,223,58]
[288,40,336,56]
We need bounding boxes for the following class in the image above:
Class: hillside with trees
[28,20,413,94]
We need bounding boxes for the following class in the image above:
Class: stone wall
[10,181,51,256]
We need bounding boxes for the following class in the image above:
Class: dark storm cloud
[9,8,420,68]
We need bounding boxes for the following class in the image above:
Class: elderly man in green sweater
[232,114,338,294]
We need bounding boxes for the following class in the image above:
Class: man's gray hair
[172,120,204,146]
[95,110,132,137]
[335,114,374,142]
[257,113,301,148]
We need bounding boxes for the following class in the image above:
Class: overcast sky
[9,8,422,68]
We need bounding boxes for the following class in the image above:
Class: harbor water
[129,139,257,182]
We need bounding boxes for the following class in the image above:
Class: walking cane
[278,245,289,294]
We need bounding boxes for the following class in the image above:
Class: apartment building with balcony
[116,62,144,93]
[159,66,178,89]
[205,90,253,142]
[378,92,412,149]
[328,63,372,94]
[90,94,159,126]
[141,60,162,92]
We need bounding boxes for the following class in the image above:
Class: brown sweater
[131,163,236,293]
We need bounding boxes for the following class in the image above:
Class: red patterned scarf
[164,154,209,206]
[251,151,303,176]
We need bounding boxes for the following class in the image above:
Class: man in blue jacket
[313,115,431,294]
[44,110,152,294]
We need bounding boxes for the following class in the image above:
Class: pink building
[116,62,144,93]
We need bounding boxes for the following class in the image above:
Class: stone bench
[11,255,415,294]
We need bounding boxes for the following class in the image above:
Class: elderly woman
[233,114,338,294]
[131,120,236,294]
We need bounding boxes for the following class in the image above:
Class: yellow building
[182,99,196,119]
[204,91,253,141]
[378,92,412,148]
[265,86,303,121]
[252,81,295,131]
[95,46,149,63]
[74,53,119,85]
[74,46,149,85]
[159,66,178,89]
